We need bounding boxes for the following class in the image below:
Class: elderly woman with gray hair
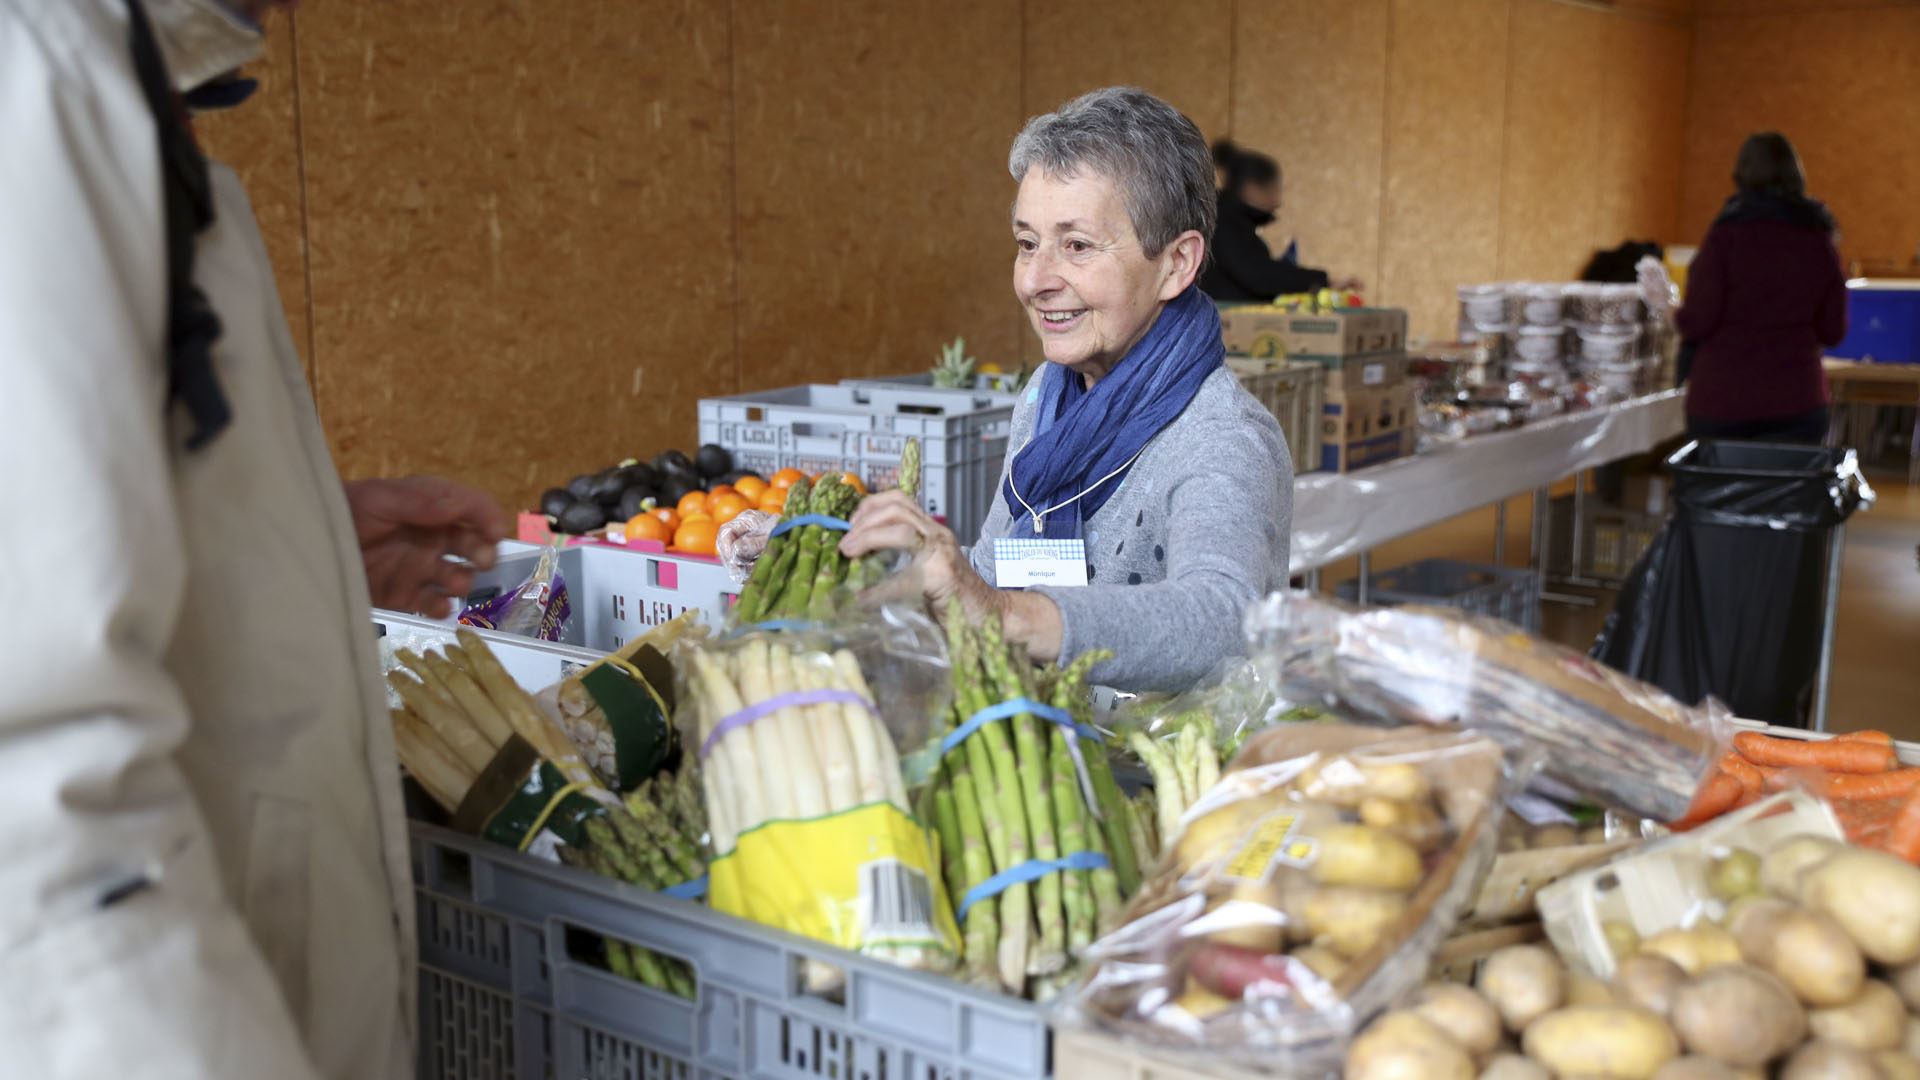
[841,87,1292,693]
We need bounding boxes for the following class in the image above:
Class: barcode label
[857,858,939,945]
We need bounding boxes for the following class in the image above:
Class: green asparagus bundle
[731,437,925,626]
[926,599,1139,996]
[1127,709,1227,862]
[558,754,711,999]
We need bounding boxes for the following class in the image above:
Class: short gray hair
[1008,87,1216,258]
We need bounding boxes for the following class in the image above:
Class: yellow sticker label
[709,802,962,956]
[1223,811,1317,883]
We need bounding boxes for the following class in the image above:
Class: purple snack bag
[459,544,572,642]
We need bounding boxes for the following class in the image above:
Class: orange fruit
[770,468,805,490]
[673,517,719,556]
[623,514,671,545]
[734,475,769,501]
[680,511,713,525]
[758,488,790,514]
[676,491,708,518]
[703,485,738,514]
[833,471,869,495]
[710,492,751,525]
[651,506,682,533]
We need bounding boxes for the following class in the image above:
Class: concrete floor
[1311,471,1920,739]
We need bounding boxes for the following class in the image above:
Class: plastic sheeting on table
[1290,390,1686,573]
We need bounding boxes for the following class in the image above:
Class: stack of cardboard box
[1219,305,1415,473]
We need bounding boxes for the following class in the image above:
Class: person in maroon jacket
[1675,132,1848,443]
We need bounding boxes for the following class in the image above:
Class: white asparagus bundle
[692,637,943,976]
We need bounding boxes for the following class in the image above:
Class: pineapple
[930,336,977,389]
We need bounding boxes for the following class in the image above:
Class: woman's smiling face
[1012,168,1183,385]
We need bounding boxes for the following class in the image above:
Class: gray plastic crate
[842,373,1028,398]
[473,543,737,651]
[412,823,1050,1080]
[1228,358,1325,475]
[1336,557,1542,630]
[699,384,1014,545]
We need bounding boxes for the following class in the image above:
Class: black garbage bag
[1593,441,1873,727]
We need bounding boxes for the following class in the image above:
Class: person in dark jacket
[1200,140,1359,303]
[1675,132,1847,443]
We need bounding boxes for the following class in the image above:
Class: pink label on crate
[658,560,679,589]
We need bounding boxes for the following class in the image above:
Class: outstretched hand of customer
[347,476,509,618]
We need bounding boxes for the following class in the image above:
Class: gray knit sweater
[966,366,1293,693]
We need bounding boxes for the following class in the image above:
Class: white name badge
[992,538,1089,588]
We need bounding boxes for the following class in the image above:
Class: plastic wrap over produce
[681,606,962,978]
[1056,724,1524,1073]
[1246,591,1728,823]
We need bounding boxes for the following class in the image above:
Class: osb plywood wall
[198,0,1694,510]
[1682,1,1920,273]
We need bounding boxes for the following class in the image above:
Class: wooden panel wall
[1682,3,1920,269]
[199,0,1703,508]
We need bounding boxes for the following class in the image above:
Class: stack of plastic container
[1564,284,1647,399]
[1456,284,1514,389]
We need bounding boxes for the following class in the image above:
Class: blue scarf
[1003,287,1224,539]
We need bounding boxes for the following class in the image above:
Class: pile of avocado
[538,445,763,534]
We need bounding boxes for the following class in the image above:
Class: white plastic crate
[699,383,1014,546]
[412,823,1051,1080]
[373,610,605,689]
[473,543,737,651]
[1227,358,1324,475]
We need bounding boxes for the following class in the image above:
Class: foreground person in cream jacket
[0,0,507,1075]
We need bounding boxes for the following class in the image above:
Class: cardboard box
[1320,350,1410,394]
[1321,381,1417,473]
[1220,305,1409,360]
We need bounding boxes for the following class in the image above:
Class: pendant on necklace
[1032,511,1045,535]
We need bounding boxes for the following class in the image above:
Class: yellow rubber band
[517,779,592,852]
[599,654,671,717]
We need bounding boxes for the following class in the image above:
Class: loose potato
[1640,926,1742,976]
[1668,964,1806,1065]
[1708,849,1763,901]
[1878,1053,1920,1080]
[1478,945,1566,1032]
[1769,909,1867,1007]
[1652,1057,1744,1080]
[1521,1005,1680,1080]
[1727,897,1796,966]
[1762,836,1844,899]
[1479,1054,1551,1080]
[1412,983,1504,1057]
[1802,849,1920,965]
[1170,980,1235,1020]
[1347,1011,1476,1080]
[1888,960,1920,1012]
[1312,825,1423,891]
[1303,886,1409,958]
[1615,953,1689,1018]
[1567,974,1618,1007]
[1807,979,1905,1051]
[1778,1041,1882,1080]
[1291,944,1348,982]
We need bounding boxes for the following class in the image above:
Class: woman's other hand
[347,476,509,617]
[839,491,1065,661]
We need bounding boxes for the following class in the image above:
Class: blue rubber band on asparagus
[769,514,852,537]
[956,852,1111,922]
[663,876,709,900]
[940,698,1101,758]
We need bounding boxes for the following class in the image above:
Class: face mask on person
[142,0,265,93]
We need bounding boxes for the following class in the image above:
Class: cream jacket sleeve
[0,3,325,1075]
